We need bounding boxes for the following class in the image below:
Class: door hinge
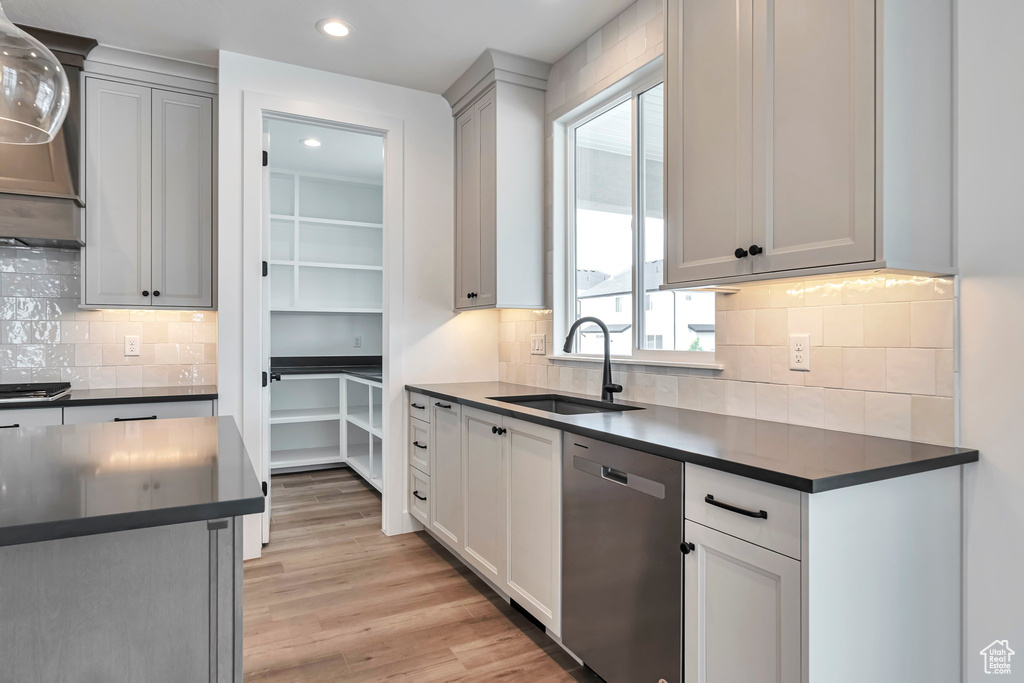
[262,371,268,388]
[262,260,268,277]
[262,481,268,496]
[262,150,268,167]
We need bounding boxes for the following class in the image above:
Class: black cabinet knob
[491,425,498,434]
[748,244,763,256]
[467,292,478,299]
[142,290,150,297]
[681,542,695,555]
[153,290,161,297]
[734,248,748,259]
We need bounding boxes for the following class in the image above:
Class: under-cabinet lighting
[301,138,322,148]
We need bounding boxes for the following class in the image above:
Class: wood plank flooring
[244,468,599,682]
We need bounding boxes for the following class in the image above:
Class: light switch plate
[530,334,546,356]
[789,333,810,371]
[124,335,140,357]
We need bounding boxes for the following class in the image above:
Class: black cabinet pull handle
[748,244,763,256]
[411,403,425,410]
[0,423,20,429]
[153,290,161,297]
[142,290,150,297]
[412,441,427,449]
[114,415,158,422]
[435,401,452,409]
[734,248,748,259]
[681,542,695,555]
[413,490,427,501]
[704,494,768,519]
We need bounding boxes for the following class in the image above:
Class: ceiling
[265,117,383,181]
[5,0,637,94]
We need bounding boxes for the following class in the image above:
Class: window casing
[560,70,716,365]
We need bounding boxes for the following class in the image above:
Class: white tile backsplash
[0,247,216,389]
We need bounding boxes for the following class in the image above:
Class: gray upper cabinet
[84,78,214,309]
[447,50,548,312]
[665,0,954,286]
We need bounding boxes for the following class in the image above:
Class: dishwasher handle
[600,466,628,486]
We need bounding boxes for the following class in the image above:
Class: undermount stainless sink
[489,394,644,415]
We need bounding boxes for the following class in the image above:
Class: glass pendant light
[0,0,69,144]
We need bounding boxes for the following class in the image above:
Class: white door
[473,88,497,307]
[751,0,875,273]
[684,520,801,683]
[430,400,462,548]
[454,105,481,309]
[461,407,506,586]
[84,78,152,307]
[504,416,561,635]
[260,131,272,544]
[151,89,214,308]
[665,0,755,285]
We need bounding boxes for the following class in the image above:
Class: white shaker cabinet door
[504,416,561,635]
[84,78,153,307]
[454,105,481,310]
[429,400,463,549]
[151,89,214,308]
[665,0,755,284]
[684,520,800,683]
[752,0,876,274]
[461,406,506,587]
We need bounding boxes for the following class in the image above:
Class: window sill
[545,354,725,371]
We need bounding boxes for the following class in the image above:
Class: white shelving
[268,372,384,490]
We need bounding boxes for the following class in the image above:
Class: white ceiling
[265,117,383,181]
[5,0,636,94]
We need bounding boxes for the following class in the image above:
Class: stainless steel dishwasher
[562,433,682,683]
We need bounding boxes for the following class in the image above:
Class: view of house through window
[570,81,715,358]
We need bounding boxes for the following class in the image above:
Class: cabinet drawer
[408,392,431,422]
[0,408,63,429]
[409,417,430,475]
[63,400,214,425]
[684,464,801,560]
[409,466,430,526]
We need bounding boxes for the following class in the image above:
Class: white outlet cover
[353,335,362,348]
[789,333,810,371]
[124,335,141,357]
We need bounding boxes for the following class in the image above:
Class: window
[564,77,716,362]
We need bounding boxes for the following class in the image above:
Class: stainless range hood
[0,27,96,248]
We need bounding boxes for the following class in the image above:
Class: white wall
[217,52,498,554]
[958,3,1024,679]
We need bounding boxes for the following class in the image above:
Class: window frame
[558,65,716,366]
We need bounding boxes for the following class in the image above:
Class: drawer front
[0,408,63,429]
[408,392,431,422]
[63,400,215,425]
[409,416,430,475]
[684,464,802,560]
[409,466,430,526]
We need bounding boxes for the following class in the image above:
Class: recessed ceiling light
[301,138,321,148]
[316,18,352,38]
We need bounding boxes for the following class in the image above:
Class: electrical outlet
[530,334,546,356]
[353,335,362,348]
[124,335,140,357]
[789,333,810,371]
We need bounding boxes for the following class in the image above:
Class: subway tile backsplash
[0,247,216,389]
[498,274,957,447]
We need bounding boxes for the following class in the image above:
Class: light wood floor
[243,468,599,682]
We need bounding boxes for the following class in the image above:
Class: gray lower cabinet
[683,520,801,683]
[84,77,214,309]
[62,400,215,424]
[0,518,242,683]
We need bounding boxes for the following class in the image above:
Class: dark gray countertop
[0,385,218,411]
[0,416,264,547]
[406,381,979,493]
[272,355,382,382]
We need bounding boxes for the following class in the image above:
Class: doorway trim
[241,90,406,558]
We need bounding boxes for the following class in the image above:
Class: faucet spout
[563,317,623,402]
